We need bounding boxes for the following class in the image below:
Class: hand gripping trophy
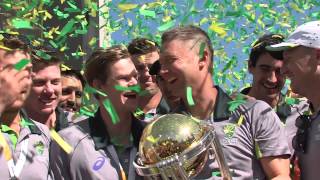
[134,114,232,180]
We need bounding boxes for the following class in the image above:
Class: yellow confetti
[0,45,12,51]
[237,115,245,126]
[290,3,304,13]
[244,4,253,11]
[50,129,73,154]
[61,64,71,71]
[127,18,133,27]
[138,55,145,62]
[118,3,138,12]
[209,23,227,38]
[0,133,12,160]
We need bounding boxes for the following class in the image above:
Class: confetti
[186,86,195,106]
[114,85,141,93]
[50,129,73,154]
[14,59,30,71]
[103,99,120,124]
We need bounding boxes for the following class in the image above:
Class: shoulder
[57,118,91,148]
[238,99,274,115]
[31,120,51,143]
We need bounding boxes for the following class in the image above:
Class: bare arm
[260,155,290,180]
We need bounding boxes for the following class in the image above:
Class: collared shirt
[0,110,51,180]
[50,108,145,180]
[54,107,69,131]
[176,86,291,179]
[241,87,310,153]
[298,112,320,180]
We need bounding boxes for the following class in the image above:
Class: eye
[62,88,72,95]
[33,79,46,86]
[75,91,83,98]
[52,79,61,85]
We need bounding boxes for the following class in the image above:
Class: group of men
[0,19,319,180]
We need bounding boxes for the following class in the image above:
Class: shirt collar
[240,86,292,120]
[89,108,145,150]
[20,109,42,135]
[212,86,233,121]
[55,107,69,131]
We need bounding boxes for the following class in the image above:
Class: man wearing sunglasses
[267,20,320,180]
[242,34,309,154]
[128,38,170,122]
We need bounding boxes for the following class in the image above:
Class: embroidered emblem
[93,157,106,171]
[223,124,236,139]
[34,141,44,155]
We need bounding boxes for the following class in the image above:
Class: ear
[198,50,209,70]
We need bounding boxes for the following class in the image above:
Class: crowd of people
[0,20,319,180]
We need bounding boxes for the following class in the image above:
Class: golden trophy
[134,114,232,179]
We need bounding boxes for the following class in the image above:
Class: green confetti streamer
[139,9,156,18]
[85,86,108,97]
[35,50,52,60]
[103,99,120,124]
[12,19,32,29]
[79,108,94,117]
[58,19,76,38]
[186,86,195,106]
[114,85,141,93]
[14,59,30,71]
[157,20,175,32]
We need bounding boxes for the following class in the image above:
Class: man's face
[26,64,61,115]
[0,50,32,111]
[59,75,83,112]
[249,52,285,100]
[159,39,200,97]
[282,46,318,95]
[156,75,181,108]
[133,51,159,95]
[99,58,139,112]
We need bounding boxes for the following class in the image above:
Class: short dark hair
[84,45,130,87]
[0,33,31,54]
[61,69,85,87]
[161,25,213,60]
[161,25,213,72]
[31,46,62,72]
[249,34,284,67]
[127,38,159,56]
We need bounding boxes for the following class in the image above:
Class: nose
[268,71,278,83]
[128,76,138,86]
[44,82,54,94]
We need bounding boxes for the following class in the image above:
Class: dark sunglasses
[292,114,312,153]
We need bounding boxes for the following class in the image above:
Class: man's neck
[100,106,133,146]
[27,110,56,129]
[1,110,21,134]
[139,91,162,113]
[185,76,217,120]
[248,87,280,108]
[307,91,320,116]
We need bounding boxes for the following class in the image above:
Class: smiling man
[159,25,291,179]
[50,46,144,180]
[59,69,85,113]
[242,34,309,153]
[267,21,320,180]
[24,48,68,131]
[128,38,170,121]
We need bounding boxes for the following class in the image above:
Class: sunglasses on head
[292,114,312,153]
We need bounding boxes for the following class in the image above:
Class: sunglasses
[292,114,312,153]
